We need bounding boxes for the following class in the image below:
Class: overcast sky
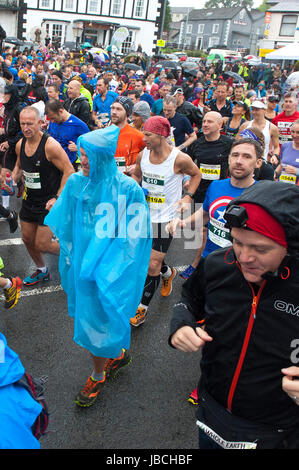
[169,0,262,8]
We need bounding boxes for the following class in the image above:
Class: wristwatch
[184,191,194,199]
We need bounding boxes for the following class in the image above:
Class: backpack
[16,373,49,440]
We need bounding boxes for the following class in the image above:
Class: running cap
[143,116,171,137]
[226,202,287,248]
[251,99,267,109]
[132,101,151,122]
[239,129,260,142]
[114,96,134,116]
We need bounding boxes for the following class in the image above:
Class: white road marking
[0,238,23,246]
[0,266,189,300]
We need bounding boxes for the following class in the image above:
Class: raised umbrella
[223,71,245,83]
[154,60,180,70]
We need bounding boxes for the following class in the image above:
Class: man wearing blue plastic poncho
[0,332,42,449]
[45,125,152,407]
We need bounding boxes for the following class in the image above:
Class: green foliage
[163,0,172,33]
[204,0,253,8]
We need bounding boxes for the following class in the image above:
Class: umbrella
[286,71,299,88]
[107,44,119,53]
[82,42,92,49]
[184,69,199,77]
[155,60,180,70]
[124,63,141,71]
[244,55,256,60]
[125,52,146,63]
[247,58,263,66]
[223,71,245,83]
[207,53,224,61]
[181,61,198,69]
[5,37,24,46]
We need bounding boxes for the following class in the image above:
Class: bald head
[67,80,81,99]
[202,111,223,140]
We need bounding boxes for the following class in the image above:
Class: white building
[23,0,165,54]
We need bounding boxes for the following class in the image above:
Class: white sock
[3,279,12,289]
[161,266,172,278]
[37,266,47,273]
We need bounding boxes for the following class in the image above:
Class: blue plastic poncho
[0,332,42,449]
[45,125,152,358]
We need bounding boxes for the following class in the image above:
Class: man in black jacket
[63,80,91,128]
[169,181,299,449]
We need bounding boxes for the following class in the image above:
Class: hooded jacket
[0,332,41,449]
[0,84,22,150]
[170,181,299,430]
[63,94,91,127]
[45,125,152,358]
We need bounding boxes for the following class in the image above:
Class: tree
[163,0,172,34]
[204,0,253,8]
[257,0,269,12]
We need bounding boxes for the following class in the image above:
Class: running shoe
[23,268,51,286]
[75,374,106,407]
[4,277,22,309]
[8,211,18,233]
[188,388,198,406]
[130,306,147,327]
[104,349,132,380]
[179,265,195,280]
[160,267,177,297]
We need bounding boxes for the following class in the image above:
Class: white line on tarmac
[0,266,189,300]
[0,238,23,246]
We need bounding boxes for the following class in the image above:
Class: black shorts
[152,222,173,254]
[19,200,49,226]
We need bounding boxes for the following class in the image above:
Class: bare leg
[20,220,46,268]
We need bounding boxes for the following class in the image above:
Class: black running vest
[20,133,62,205]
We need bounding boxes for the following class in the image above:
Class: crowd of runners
[1,38,299,449]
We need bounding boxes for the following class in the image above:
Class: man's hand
[45,197,57,212]
[282,367,299,405]
[166,217,186,236]
[283,165,297,175]
[174,196,192,214]
[171,325,213,352]
[68,141,77,152]
[0,141,9,152]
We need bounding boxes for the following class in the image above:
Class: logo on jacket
[274,300,299,316]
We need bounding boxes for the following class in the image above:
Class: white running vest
[141,147,183,223]
[248,120,271,161]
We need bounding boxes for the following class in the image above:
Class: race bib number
[279,172,296,184]
[200,164,221,180]
[143,174,165,187]
[23,170,41,189]
[196,420,257,449]
[277,122,292,144]
[146,192,166,209]
[115,156,126,173]
[209,217,231,248]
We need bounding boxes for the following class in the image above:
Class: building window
[187,24,192,34]
[209,36,219,47]
[280,15,298,37]
[88,0,99,13]
[64,0,74,9]
[122,30,133,53]
[135,0,144,17]
[112,0,122,15]
[41,0,50,6]
[52,24,63,42]
[212,24,219,34]
[198,24,204,34]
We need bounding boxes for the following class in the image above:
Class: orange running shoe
[161,267,177,297]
